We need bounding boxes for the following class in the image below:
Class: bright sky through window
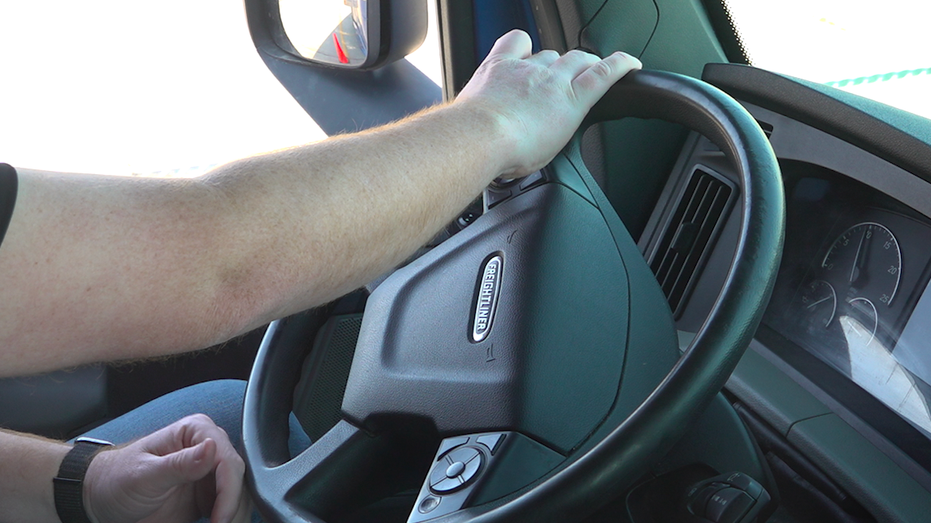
[0,1,440,177]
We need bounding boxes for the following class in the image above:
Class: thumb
[148,438,218,492]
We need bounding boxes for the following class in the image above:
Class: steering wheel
[242,70,784,523]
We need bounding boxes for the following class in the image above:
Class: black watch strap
[54,437,113,523]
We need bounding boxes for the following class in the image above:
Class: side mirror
[271,0,428,70]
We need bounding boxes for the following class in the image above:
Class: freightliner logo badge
[472,255,503,342]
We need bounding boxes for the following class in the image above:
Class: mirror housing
[269,0,428,70]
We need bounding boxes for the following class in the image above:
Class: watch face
[73,437,113,446]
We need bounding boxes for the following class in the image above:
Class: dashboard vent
[650,168,734,317]
[756,119,774,139]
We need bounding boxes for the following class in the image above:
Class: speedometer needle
[806,296,832,309]
[849,228,869,283]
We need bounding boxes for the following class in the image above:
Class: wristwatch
[54,437,113,523]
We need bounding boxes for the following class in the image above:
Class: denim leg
[77,379,248,447]
[76,379,313,523]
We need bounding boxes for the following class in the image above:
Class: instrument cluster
[764,164,931,434]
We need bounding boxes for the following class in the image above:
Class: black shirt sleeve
[0,164,18,248]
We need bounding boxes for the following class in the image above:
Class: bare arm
[0,31,641,376]
[0,431,69,523]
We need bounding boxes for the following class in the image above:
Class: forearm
[204,100,513,326]
[0,430,70,523]
[0,101,510,374]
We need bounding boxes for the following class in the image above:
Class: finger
[149,438,218,492]
[207,424,247,523]
[525,49,560,67]
[137,414,219,456]
[138,423,186,456]
[221,485,253,523]
[210,452,247,523]
[550,49,601,79]
[571,51,643,107]
[485,29,533,60]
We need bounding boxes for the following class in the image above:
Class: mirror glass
[279,0,369,66]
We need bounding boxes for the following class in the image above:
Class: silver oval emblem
[472,255,503,342]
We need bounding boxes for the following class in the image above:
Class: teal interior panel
[789,414,931,523]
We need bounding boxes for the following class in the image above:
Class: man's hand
[456,30,642,178]
[83,414,250,523]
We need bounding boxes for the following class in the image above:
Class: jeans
[77,379,312,523]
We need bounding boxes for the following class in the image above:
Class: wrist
[81,449,109,523]
[54,437,112,523]
[446,97,520,179]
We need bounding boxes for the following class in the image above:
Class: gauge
[799,279,837,329]
[841,297,879,346]
[821,222,901,306]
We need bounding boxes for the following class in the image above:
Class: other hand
[83,414,250,523]
[456,30,642,178]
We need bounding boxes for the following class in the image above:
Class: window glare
[0,1,328,176]
[725,0,931,120]
[0,1,441,177]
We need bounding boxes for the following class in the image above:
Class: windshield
[724,0,930,120]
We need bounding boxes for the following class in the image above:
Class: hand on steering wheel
[243,34,782,523]
[456,30,642,178]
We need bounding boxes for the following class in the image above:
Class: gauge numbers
[821,222,901,306]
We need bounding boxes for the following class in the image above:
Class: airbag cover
[342,184,631,453]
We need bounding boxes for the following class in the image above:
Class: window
[723,0,930,120]
[0,0,440,177]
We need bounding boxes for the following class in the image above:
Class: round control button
[446,446,480,465]
[491,176,519,188]
[430,446,484,494]
[431,477,463,493]
[463,453,481,480]
[429,458,449,485]
[446,461,465,478]
[418,496,441,514]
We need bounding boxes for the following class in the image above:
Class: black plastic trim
[527,0,569,53]
[649,165,735,318]
[703,63,931,185]
[0,164,18,248]
[437,0,477,98]
[698,0,749,64]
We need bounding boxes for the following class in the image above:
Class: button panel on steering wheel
[409,432,509,522]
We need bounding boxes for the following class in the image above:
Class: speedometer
[821,222,902,306]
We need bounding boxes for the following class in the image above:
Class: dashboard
[637,63,931,520]
[765,165,931,437]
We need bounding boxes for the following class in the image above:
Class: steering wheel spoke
[279,421,356,474]
[248,417,424,522]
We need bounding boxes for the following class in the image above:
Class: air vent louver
[651,168,734,317]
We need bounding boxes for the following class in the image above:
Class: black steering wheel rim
[243,69,784,523]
